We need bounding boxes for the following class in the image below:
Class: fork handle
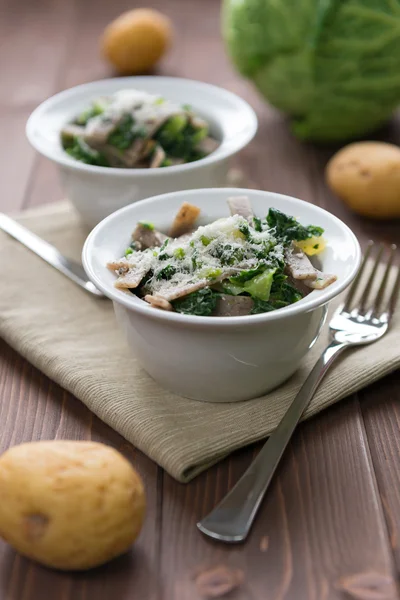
[197,339,348,543]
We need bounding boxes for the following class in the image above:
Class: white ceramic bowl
[26,77,257,230]
[82,188,361,403]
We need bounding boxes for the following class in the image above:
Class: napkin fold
[0,202,399,482]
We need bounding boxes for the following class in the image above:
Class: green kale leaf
[229,265,266,284]
[172,288,218,316]
[226,268,276,301]
[209,243,245,266]
[65,137,109,166]
[155,116,209,163]
[266,208,323,244]
[251,269,303,314]
[108,114,146,150]
[156,265,177,280]
[74,101,105,126]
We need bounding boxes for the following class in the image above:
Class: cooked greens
[173,288,218,316]
[225,268,276,301]
[251,275,303,314]
[107,196,336,317]
[61,89,219,169]
[75,100,106,126]
[266,208,324,243]
[63,136,108,167]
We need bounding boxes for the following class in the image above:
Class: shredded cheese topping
[95,89,183,131]
[125,215,284,297]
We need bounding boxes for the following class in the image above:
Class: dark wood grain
[0,0,400,598]
[0,339,161,600]
[0,112,36,212]
[360,373,400,570]
[0,0,76,110]
[161,400,397,600]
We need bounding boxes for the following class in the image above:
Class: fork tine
[358,243,384,314]
[370,244,396,316]
[343,240,374,311]
[387,263,400,321]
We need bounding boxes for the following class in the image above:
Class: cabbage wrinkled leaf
[223,0,400,141]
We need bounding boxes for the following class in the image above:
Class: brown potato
[326,141,400,219]
[101,9,173,75]
[0,441,145,570]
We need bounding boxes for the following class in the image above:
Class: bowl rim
[82,187,362,327]
[26,76,258,177]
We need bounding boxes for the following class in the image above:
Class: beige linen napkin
[0,202,399,482]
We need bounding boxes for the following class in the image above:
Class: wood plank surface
[361,373,400,572]
[161,400,397,600]
[0,0,399,599]
[0,339,161,600]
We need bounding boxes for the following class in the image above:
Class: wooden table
[1,0,400,598]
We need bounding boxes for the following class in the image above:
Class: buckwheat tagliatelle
[107,196,337,317]
[61,89,219,169]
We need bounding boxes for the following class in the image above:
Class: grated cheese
[102,89,183,129]
[121,215,284,297]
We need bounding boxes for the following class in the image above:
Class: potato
[326,141,400,219]
[0,441,145,570]
[295,235,326,256]
[101,8,173,75]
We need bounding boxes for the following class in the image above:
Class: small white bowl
[26,77,258,230]
[82,188,361,403]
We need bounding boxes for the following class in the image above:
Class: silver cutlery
[0,213,105,298]
[198,241,400,543]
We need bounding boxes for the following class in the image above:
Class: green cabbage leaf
[223,0,400,141]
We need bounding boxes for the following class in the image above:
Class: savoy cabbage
[223,0,400,141]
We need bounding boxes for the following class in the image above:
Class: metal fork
[198,242,400,543]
